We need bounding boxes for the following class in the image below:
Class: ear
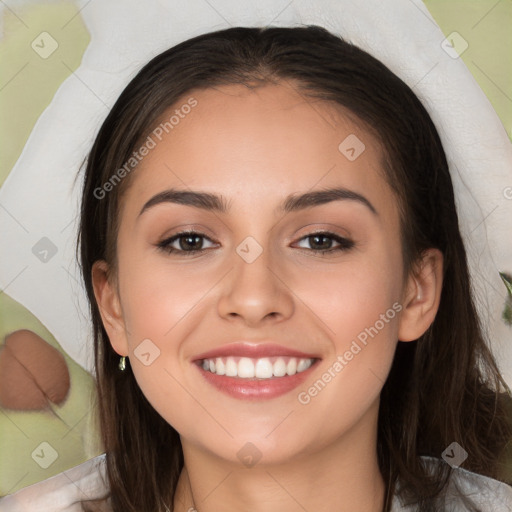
[91,260,129,357]
[398,248,443,342]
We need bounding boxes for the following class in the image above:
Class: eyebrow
[138,186,378,218]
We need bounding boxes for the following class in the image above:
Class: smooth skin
[92,82,443,512]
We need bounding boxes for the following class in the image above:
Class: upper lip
[193,342,321,361]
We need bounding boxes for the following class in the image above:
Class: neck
[173,401,386,512]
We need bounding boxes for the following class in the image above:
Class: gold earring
[118,356,127,371]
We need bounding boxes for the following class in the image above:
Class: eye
[156,231,217,255]
[156,230,354,256]
[294,232,354,254]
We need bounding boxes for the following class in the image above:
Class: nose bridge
[234,235,274,290]
[216,234,294,324]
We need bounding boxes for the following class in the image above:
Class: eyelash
[156,230,355,256]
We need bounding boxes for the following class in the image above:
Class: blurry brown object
[0,329,70,410]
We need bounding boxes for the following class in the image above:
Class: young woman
[3,25,512,512]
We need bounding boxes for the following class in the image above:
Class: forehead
[120,82,392,218]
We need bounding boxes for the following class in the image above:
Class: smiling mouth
[197,356,319,379]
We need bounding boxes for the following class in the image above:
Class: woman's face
[97,83,410,465]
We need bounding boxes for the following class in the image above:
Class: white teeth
[200,356,315,379]
[225,357,238,377]
[215,357,225,375]
[297,358,312,372]
[286,358,297,375]
[273,358,287,377]
[255,358,273,378]
[238,357,255,378]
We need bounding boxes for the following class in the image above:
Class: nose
[217,242,294,327]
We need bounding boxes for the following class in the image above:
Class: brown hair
[76,25,512,511]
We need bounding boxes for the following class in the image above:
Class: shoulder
[0,453,108,512]
[391,456,512,511]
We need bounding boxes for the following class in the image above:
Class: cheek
[115,258,208,426]
[290,251,402,346]
[290,251,402,410]
[118,257,207,340]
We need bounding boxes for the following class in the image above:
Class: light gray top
[1,454,511,511]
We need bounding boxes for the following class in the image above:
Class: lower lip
[195,361,319,400]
